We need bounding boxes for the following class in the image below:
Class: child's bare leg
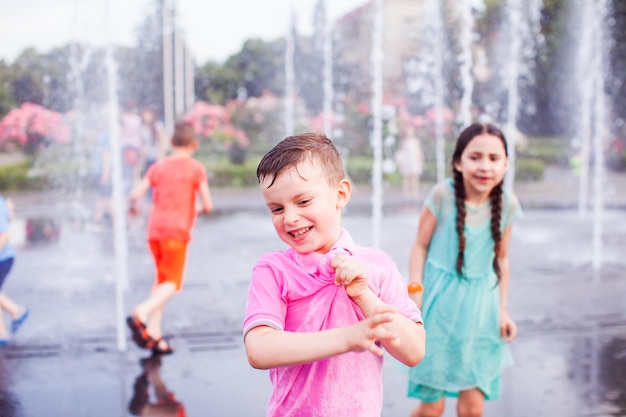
[0,313,7,336]
[410,399,444,417]
[133,282,176,324]
[146,306,164,340]
[0,293,21,318]
[457,388,484,417]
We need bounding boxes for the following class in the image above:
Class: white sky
[0,0,367,64]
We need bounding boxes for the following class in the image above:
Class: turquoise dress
[407,179,522,402]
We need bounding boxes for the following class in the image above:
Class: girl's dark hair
[257,132,345,188]
[451,123,508,282]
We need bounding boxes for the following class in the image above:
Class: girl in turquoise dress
[406,123,522,417]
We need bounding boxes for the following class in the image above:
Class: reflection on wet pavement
[128,355,185,417]
[25,219,61,244]
[0,356,22,417]
[598,336,626,415]
[8,217,62,248]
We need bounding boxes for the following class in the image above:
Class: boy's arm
[197,181,213,213]
[244,305,398,370]
[331,255,426,367]
[350,290,425,367]
[129,176,151,203]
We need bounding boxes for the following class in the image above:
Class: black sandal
[152,339,174,355]
[126,316,157,349]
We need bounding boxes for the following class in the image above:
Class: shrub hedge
[0,146,548,192]
[0,160,47,191]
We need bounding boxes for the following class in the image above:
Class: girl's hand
[500,310,517,342]
[332,254,369,299]
[346,304,399,356]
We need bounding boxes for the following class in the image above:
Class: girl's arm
[408,206,437,307]
[498,224,517,342]
[244,304,399,370]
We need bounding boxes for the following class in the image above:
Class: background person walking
[395,125,425,199]
[126,120,213,355]
[139,108,168,176]
[406,123,521,417]
[0,196,29,344]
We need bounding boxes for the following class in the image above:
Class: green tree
[0,61,16,118]
[197,60,240,104]
[10,48,46,106]
[5,45,106,114]
[120,0,164,116]
[200,38,284,104]
[294,35,324,116]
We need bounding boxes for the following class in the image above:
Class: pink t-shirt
[146,157,207,242]
[243,229,422,417]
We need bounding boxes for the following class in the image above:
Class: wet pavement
[1,166,626,417]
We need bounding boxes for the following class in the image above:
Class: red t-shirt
[146,157,207,241]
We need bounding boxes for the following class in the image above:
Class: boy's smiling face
[261,158,351,254]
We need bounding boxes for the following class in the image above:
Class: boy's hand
[128,200,140,217]
[332,254,369,299]
[195,202,211,215]
[346,304,399,356]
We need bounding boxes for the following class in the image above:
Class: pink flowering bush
[183,101,250,164]
[0,102,70,154]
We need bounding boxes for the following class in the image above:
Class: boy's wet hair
[257,132,345,188]
[171,121,197,147]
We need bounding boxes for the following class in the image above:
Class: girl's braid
[489,183,504,282]
[453,170,467,276]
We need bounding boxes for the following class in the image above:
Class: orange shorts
[149,240,188,291]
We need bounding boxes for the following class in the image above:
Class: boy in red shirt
[127,120,213,355]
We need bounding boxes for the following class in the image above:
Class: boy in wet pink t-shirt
[243,132,425,417]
